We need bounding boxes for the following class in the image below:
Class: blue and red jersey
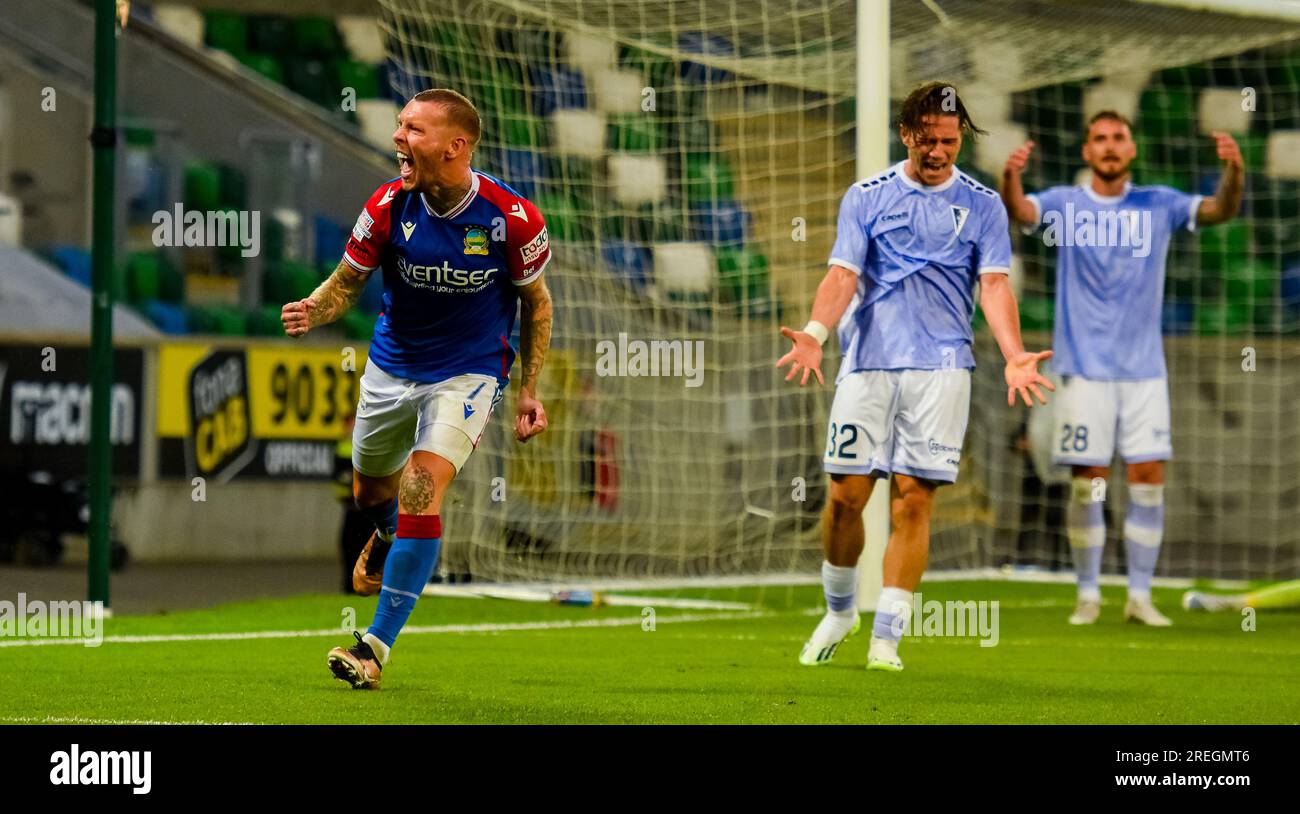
[342,170,551,383]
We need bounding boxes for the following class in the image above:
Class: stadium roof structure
[0,243,159,340]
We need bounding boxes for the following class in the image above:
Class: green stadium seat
[235,51,284,84]
[1018,295,1055,333]
[263,261,319,305]
[607,114,663,152]
[291,17,340,59]
[203,12,248,53]
[285,59,336,109]
[715,247,769,305]
[619,42,674,89]
[1195,299,1251,335]
[1138,87,1197,137]
[249,16,293,54]
[1223,258,1277,303]
[336,60,381,100]
[183,161,222,212]
[246,304,285,337]
[158,254,185,304]
[1199,221,1251,274]
[532,193,585,242]
[342,310,377,340]
[125,253,160,304]
[500,113,546,149]
[684,155,735,204]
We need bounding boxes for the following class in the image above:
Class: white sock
[821,561,858,618]
[871,586,913,641]
[362,632,390,665]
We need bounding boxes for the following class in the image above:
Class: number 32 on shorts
[1059,423,1089,453]
[827,422,859,460]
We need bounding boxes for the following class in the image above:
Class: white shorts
[352,359,503,477]
[823,369,971,484]
[1051,375,1172,467]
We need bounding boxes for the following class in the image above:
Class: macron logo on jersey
[378,187,397,207]
[508,202,529,222]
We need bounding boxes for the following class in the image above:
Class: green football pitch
[2,581,1297,724]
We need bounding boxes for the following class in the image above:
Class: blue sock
[368,514,441,649]
[358,496,399,542]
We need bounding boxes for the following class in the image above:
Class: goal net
[373,0,1300,585]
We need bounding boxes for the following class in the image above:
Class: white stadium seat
[550,108,606,159]
[591,68,647,114]
[152,7,205,49]
[608,153,667,205]
[564,31,618,74]
[338,16,388,64]
[1197,87,1251,134]
[652,242,714,295]
[357,98,401,152]
[972,120,1028,179]
[1083,82,1140,123]
[1266,130,1300,179]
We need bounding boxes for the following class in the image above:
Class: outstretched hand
[776,326,825,387]
[1005,350,1055,407]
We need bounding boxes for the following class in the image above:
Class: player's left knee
[1128,461,1165,485]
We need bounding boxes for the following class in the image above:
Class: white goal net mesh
[374,0,1300,584]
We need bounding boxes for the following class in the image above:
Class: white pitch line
[0,715,253,726]
[0,609,774,648]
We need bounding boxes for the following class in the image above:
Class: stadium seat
[143,300,190,335]
[342,309,377,340]
[619,40,675,90]
[1266,130,1300,178]
[1017,295,1054,333]
[677,31,734,85]
[1194,299,1250,335]
[337,16,387,63]
[590,67,646,114]
[0,192,22,247]
[154,7,205,49]
[1083,82,1140,122]
[607,114,663,152]
[357,98,401,151]
[1138,87,1196,137]
[313,216,348,267]
[689,200,750,248]
[183,161,222,212]
[248,15,293,54]
[602,239,653,291]
[1197,88,1251,133]
[715,247,770,306]
[529,66,588,117]
[1161,300,1195,335]
[1199,221,1251,273]
[973,121,1029,179]
[203,11,247,53]
[549,109,605,159]
[235,52,285,84]
[652,242,713,294]
[498,148,546,199]
[500,114,547,149]
[565,31,618,74]
[683,155,735,204]
[125,253,160,303]
[291,17,341,60]
[262,261,318,305]
[532,192,587,242]
[285,59,336,109]
[49,246,92,288]
[246,304,285,337]
[336,60,382,101]
[608,154,667,205]
[1223,257,1277,303]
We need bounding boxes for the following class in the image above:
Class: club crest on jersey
[951,206,970,236]
[463,226,490,256]
[401,221,416,241]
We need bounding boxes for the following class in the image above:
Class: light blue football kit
[823,161,1012,483]
[1026,182,1200,465]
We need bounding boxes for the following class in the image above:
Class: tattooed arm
[514,275,553,442]
[281,260,369,337]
